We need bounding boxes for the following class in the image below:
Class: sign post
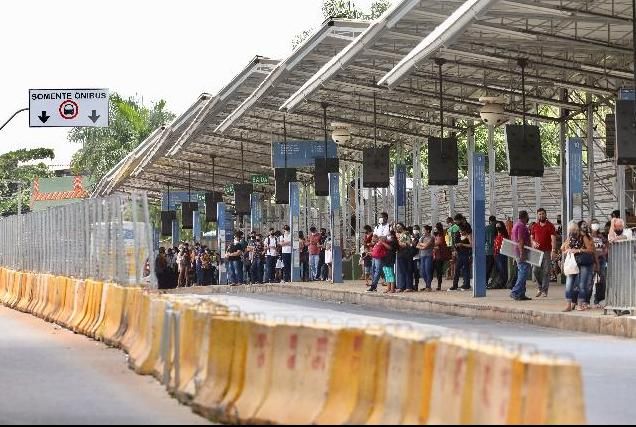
[394,163,407,223]
[29,89,109,128]
[171,219,180,248]
[250,193,262,234]
[193,209,201,242]
[329,173,343,283]
[289,182,301,282]
[566,138,584,225]
[251,175,269,185]
[217,202,227,284]
[471,152,487,297]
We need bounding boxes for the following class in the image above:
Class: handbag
[574,252,594,266]
[275,258,284,269]
[563,253,580,276]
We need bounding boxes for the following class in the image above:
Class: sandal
[562,303,573,312]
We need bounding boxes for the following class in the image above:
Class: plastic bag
[563,253,579,276]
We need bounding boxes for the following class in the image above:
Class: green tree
[0,148,55,216]
[293,0,392,48]
[69,93,175,190]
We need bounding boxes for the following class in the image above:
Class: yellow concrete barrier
[120,288,144,352]
[173,306,209,403]
[222,320,275,424]
[191,315,243,421]
[15,272,34,313]
[131,297,168,375]
[85,281,105,338]
[58,279,80,328]
[67,280,86,330]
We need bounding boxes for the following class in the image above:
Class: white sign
[29,88,109,128]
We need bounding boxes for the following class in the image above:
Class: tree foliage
[293,0,392,49]
[69,93,176,190]
[0,148,55,216]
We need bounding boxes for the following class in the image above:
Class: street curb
[167,284,636,339]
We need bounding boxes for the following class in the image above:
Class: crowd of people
[154,208,633,312]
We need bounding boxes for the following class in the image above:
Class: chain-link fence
[606,239,636,313]
[0,193,156,288]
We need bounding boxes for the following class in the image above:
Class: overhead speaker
[234,183,253,215]
[181,202,198,230]
[505,124,544,177]
[314,158,340,196]
[615,100,636,165]
[427,137,459,186]
[160,211,176,236]
[363,147,390,188]
[275,168,297,205]
[204,191,223,222]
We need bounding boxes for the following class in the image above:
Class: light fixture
[479,96,509,126]
[331,122,351,144]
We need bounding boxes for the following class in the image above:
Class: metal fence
[0,193,156,287]
[606,239,636,314]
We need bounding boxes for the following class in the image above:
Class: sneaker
[366,287,377,292]
[541,292,548,297]
[516,295,532,301]
[535,290,543,298]
[447,287,459,292]
[459,286,471,292]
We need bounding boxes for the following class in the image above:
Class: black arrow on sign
[88,110,100,123]
[38,111,50,123]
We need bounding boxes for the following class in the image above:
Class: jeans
[594,257,607,304]
[370,258,384,289]
[494,254,508,286]
[511,261,531,298]
[265,256,277,283]
[228,260,243,284]
[412,259,420,290]
[250,258,263,283]
[433,260,445,289]
[486,254,495,283]
[282,253,292,282]
[453,252,471,289]
[533,251,552,293]
[396,256,413,290]
[309,254,320,280]
[300,259,309,281]
[419,256,434,289]
[565,264,592,303]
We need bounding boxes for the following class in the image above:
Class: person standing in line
[432,222,449,291]
[318,227,328,281]
[485,216,497,286]
[373,212,391,238]
[445,217,459,280]
[531,208,557,298]
[411,225,421,291]
[367,235,385,292]
[226,232,244,286]
[361,225,374,284]
[264,228,279,283]
[510,211,532,301]
[417,225,435,291]
[490,221,509,289]
[561,221,595,311]
[450,223,472,291]
[395,223,414,292]
[308,226,321,281]
[591,220,608,307]
[382,230,398,294]
[280,225,292,283]
[299,231,309,282]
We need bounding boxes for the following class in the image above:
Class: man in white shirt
[264,228,279,283]
[373,212,391,238]
[280,225,292,282]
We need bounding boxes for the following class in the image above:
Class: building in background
[30,176,92,211]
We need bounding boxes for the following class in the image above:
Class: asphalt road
[1,293,634,424]
[0,306,209,425]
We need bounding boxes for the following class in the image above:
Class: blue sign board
[217,202,228,284]
[328,173,343,283]
[471,153,487,298]
[272,140,338,168]
[250,193,262,233]
[171,219,180,247]
[162,191,205,211]
[619,88,635,100]
[567,138,584,223]
[290,182,301,282]
[394,164,407,223]
[193,210,201,242]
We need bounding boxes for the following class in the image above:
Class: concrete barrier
[0,267,589,425]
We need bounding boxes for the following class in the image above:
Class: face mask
[234,239,239,244]
[387,235,393,241]
[591,224,600,232]
[413,230,420,235]
[379,218,385,224]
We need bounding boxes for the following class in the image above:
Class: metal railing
[0,193,156,287]
[605,239,636,314]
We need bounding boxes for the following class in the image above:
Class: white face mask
[234,239,239,244]
[591,224,600,232]
[379,218,385,225]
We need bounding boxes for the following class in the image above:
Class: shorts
[382,266,395,283]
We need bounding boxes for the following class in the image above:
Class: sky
[0,0,375,169]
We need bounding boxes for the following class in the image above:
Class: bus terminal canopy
[94,0,634,201]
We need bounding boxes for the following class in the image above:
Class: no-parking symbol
[59,100,79,120]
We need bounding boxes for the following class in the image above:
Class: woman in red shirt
[492,221,509,289]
